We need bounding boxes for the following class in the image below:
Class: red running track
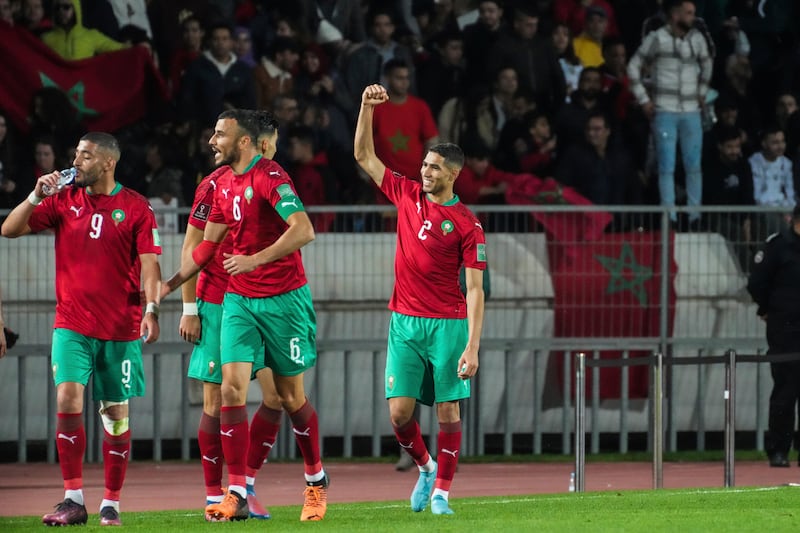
[2,460,800,517]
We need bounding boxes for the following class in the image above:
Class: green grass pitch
[3,487,800,532]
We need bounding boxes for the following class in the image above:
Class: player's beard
[216,143,241,168]
[75,168,99,188]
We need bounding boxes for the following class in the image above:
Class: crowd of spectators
[0,0,799,237]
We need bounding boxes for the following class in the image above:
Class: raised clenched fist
[361,84,389,106]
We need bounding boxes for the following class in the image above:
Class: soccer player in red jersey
[1,132,162,527]
[355,84,487,515]
[162,109,328,522]
[177,115,288,521]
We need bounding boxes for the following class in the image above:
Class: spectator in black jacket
[488,5,566,114]
[417,29,466,118]
[702,125,755,270]
[554,67,611,150]
[462,0,506,93]
[178,22,256,128]
[556,111,639,229]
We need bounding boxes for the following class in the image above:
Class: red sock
[198,413,223,497]
[56,413,85,491]
[393,419,430,465]
[435,421,461,492]
[102,429,130,501]
[220,406,249,489]
[246,404,282,478]
[288,399,322,477]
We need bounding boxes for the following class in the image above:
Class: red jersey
[208,156,307,298]
[380,168,487,319]
[28,183,162,341]
[373,95,438,182]
[188,167,234,305]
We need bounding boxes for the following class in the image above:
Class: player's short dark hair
[254,110,279,139]
[429,143,465,170]
[81,132,120,161]
[218,109,260,141]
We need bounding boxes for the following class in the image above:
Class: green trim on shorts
[221,285,317,376]
[51,328,145,402]
[385,312,470,406]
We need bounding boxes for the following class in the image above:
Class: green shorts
[51,328,145,402]
[385,312,470,406]
[187,299,267,384]
[221,285,317,376]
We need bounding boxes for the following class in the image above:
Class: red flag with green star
[0,23,166,134]
[548,231,677,399]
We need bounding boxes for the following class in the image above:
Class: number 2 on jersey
[417,220,432,240]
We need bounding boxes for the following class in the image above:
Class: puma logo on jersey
[475,222,483,230]
[269,171,280,176]
[416,201,422,214]
[202,455,219,464]
[292,427,311,437]
[262,442,274,448]
[109,450,129,459]
[69,206,83,217]
[281,199,298,208]
[57,433,77,444]
[220,428,234,438]
[221,188,230,199]
[441,448,459,458]
[210,180,217,190]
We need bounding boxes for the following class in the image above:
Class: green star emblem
[594,243,653,307]
[39,73,98,120]
[388,129,409,153]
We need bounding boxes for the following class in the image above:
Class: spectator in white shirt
[749,125,795,235]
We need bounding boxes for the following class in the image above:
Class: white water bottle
[42,167,77,196]
[569,471,575,492]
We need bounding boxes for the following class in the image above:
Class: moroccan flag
[505,174,612,243]
[0,24,166,134]
[547,231,677,400]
